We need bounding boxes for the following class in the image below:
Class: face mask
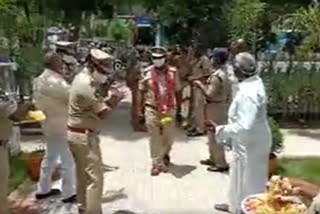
[229,74,239,84]
[152,58,165,67]
[92,70,108,84]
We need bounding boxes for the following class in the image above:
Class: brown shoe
[163,155,171,166]
[159,163,169,173]
[214,203,230,213]
[200,159,215,166]
[151,164,161,176]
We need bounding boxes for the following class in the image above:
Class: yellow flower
[26,111,46,121]
[160,116,172,125]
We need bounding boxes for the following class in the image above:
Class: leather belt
[0,140,8,147]
[145,103,157,110]
[206,99,225,104]
[67,126,94,134]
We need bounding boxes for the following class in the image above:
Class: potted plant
[268,117,284,175]
[23,146,45,181]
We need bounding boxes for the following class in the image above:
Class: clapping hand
[192,80,203,88]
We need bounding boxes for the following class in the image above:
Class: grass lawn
[275,157,320,186]
[9,153,28,192]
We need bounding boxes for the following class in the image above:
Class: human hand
[204,120,217,133]
[192,80,203,88]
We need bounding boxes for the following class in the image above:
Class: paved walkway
[13,91,320,214]
[279,129,320,158]
[15,95,230,214]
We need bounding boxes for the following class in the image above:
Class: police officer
[193,48,230,172]
[67,49,123,214]
[138,47,176,176]
[126,46,144,132]
[55,41,79,83]
[0,86,31,214]
[187,46,212,136]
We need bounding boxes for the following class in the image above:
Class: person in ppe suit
[193,48,230,172]
[206,52,271,213]
[33,52,76,203]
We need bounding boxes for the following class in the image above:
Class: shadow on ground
[113,210,139,214]
[100,100,192,144]
[100,101,147,142]
[169,164,196,179]
[102,188,128,203]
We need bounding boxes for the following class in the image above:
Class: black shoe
[200,159,215,166]
[214,203,230,213]
[207,166,229,172]
[35,189,61,200]
[187,130,205,137]
[163,154,171,166]
[62,194,77,203]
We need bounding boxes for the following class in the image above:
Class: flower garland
[151,66,174,114]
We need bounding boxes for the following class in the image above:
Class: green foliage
[223,0,267,50]
[268,117,284,154]
[275,157,320,185]
[107,19,133,42]
[263,64,320,120]
[280,6,320,54]
[9,153,28,192]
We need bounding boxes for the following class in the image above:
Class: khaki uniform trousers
[145,107,175,164]
[190,86,205,132]
[0,141,9,214]
[127,78,141,130]
[68,131,103,214]
[205,103,228,167]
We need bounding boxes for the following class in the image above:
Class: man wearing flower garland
[138,47,176,176]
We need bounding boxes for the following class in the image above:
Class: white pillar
[155,23,161,46]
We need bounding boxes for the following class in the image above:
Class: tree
[280,5,320,57]
[223,0,268,52]
[136,0,228,46]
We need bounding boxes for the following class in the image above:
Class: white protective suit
[33,69,75,199]
[215,74,271,214]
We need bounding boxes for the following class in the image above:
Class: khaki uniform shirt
[0,88,17,140]
[204,66,230,124]
[68,68,109,132]
[305,193,320,214]
[206,66,229,103]
[190,55,211,80]
[139,65,176,108]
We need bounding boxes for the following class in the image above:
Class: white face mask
[152,58,165,67]
[92,70,108,84]
[229,74,239,84]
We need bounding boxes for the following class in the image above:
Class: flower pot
[23,151,61,182]
[268,153,278,176]
[26,155,43,181]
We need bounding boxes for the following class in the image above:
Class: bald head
[234,52,257,79]
[44,51,63,73]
